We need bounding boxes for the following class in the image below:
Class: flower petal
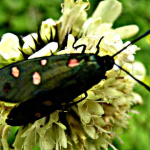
[13,126,28,150]
[40,19,56,43]
[102,87,124,98]
[22,33,38,55]
[83,125,99,139]
[28,42,58,59]
[23,129,37,150]
[72,10,87,37]
[92,0,122,23]
[39,126,56,150]
[57,125,67,148]
[59,0,89,44]
[0,33,24,65]
[115,25,139,39]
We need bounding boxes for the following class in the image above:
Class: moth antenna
[114,63,150,91]
[112,30,150,58]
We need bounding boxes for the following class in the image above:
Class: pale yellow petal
[22,33,38,55]
[0,33,24,64]
[40,19,56,43]
[59,0,89,44]
[115,25,139,39]
[92,0,122,23]
[83,125,99,139]
[28,42,58,59]
[72,10,87,37]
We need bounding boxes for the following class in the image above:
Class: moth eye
[4,83,11,93]
[68,59,80,68]
[11,66,20,78]
[32,72,41,85]
[40,59,47,66]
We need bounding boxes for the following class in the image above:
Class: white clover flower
[0,0,147,150]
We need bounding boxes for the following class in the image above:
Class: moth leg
[58,92,88,122]
[72,41,86,54]
[65,92,88,108]
[95,36,104,55]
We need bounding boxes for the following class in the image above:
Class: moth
[0,30,150,126]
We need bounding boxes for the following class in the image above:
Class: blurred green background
[0,0,150,150]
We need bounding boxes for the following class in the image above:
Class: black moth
[0,30,150,126]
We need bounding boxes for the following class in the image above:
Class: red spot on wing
[11,66,20,78]
[61,103,66,106]
[33,72,41,85]
[35,113,41,118]
[41,59,47,66]
[4,83,11,93]
[43,101,52,106]
[68,59,79,68]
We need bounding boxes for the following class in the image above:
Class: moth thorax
[97,55,114,71]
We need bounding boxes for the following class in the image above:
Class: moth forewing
[6,54,111,125]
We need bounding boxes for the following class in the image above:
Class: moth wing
[6,84,77,126]
[0,55,81,103]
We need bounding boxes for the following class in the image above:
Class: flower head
[0,0,146,150]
